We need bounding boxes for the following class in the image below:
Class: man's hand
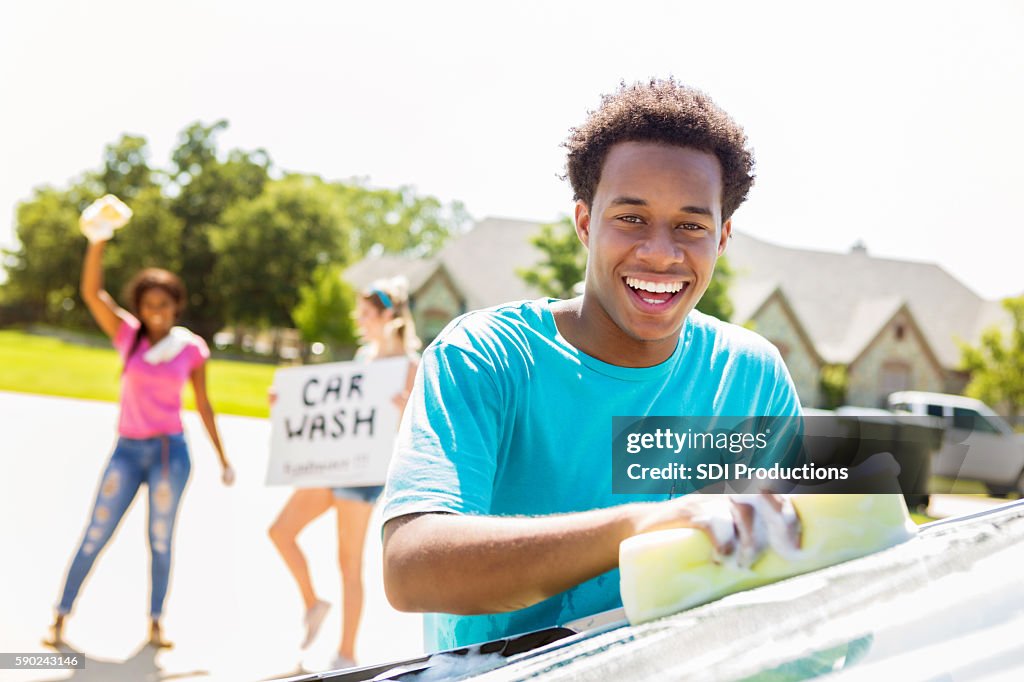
[631,493,802,567]
[382,493,801,616]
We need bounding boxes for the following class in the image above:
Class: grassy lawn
[0,329,275,418]
[929,476,990,495]
[910,511,936,525]
[0,329,1009,523]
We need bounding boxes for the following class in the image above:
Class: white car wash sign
[267,356,408,487]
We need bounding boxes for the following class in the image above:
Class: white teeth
[626,277,685,294]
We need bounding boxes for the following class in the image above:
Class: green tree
[330,181,470,258]
[3,132,186,329]
[211,175,468,331]
[169,120,271,339]
[3,134,158,325]
[99,186,185,300]
[819,364,849,409]
[2,120,467,338]
[516,216,587,299]
[959,295,1024,423]
[3,186,90,325]
[516,216,734,320]
[100,134,156,199]
[292,264,359,357]
[211,175,349,329]
[698,254,734,322]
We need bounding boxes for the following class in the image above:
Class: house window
[420,309,455,345]
[894,323,905,341]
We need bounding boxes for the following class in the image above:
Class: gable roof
[745,286,824,367]
[816,296,904,364]
[434,216,546,310]
[846,302,946,379]
[344,218,1015,370]
[345,216,547,311]
[725,232,1010,369]
[972,298,1015,342]
[344,253,438,292]
[729,279,779,325]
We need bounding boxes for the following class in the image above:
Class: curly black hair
[121,268,187,366]
[564,79,755,221]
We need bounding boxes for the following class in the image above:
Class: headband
[370,288,394,310]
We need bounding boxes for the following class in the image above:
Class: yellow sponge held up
[80,194,132,243]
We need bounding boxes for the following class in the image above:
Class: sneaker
[301,599,330,649]
[330,653,356,670]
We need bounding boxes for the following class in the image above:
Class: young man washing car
[381,79,804,650]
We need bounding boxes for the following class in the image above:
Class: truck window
[926,404,943,418]
[952,407,1000,434]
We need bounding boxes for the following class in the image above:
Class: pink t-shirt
[113,317,210,438]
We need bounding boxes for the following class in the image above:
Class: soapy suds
[372,649,506,681]
[699,494,804,570]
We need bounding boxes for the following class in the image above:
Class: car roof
[887,391,993,412]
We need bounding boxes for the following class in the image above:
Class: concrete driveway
[0,391,423,682]
[1,391,1008,682]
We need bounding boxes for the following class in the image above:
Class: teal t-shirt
[381,299,803,650]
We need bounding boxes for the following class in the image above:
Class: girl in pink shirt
[47,230,235,650]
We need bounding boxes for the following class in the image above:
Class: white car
[887,391,1024,496]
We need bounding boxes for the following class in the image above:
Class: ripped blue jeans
[58,434,191,618]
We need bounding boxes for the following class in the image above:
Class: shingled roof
[343,253,439,292]
[345,217,545,310]
[726,233,1014,369]
[345,219,1016,369]
[432,216,545,310]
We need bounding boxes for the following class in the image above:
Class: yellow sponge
[80,194,132,243]
[619,494,917,625]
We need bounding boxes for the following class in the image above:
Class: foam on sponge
[80,194,132,243]
[619,494,917,625]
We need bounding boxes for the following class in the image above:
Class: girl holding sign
[46,195,235,650]
[269,277,420,669]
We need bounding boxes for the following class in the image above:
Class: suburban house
[345,217,1015,408]
[345,217,546,342]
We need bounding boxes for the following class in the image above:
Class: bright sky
[2,1,1022,299]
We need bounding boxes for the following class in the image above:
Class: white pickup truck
[887,391,1024,496]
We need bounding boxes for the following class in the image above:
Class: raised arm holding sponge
[79,193,132,243]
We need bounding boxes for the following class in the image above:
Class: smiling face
[138,287,179,339]
[574,141,732,365]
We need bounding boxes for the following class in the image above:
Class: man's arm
[382,496,773,615]
[383,508,633,614]
[381,326,799,617]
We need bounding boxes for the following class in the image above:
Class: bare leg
[42,614,65,648]
[149,618,173,649]
[334,497,374,663]
[269,488,334,610]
